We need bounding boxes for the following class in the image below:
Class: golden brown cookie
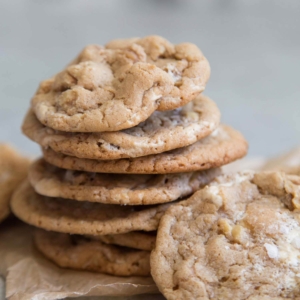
[34,229,150,276]
[42,125,248,174]
[87,231,156,251]
[28,158,220,205]
[11,180,174,235]
[151,171,300,299]
[31,35,210,132]
[0,144,30,223]
[23,95,220,159]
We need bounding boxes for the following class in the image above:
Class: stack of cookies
[11,36,248,277]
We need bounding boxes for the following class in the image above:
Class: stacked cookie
[11,36,248,277]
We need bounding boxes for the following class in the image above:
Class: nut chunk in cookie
[151,171,300,300]
[31,35,210,132]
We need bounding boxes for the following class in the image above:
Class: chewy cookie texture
[31,36,211,132]
[151,171,300,299]
[12,34,249,283]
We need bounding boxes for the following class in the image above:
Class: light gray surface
[1,0,300,157]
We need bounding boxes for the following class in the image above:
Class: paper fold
[0,220,159,300]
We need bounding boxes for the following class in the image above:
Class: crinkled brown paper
[0,219,161,300]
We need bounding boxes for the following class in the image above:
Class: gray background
[0,1,299,299]
[0,0,300,158]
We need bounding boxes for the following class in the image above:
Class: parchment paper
[222,156,266,174]
[0,219,160,300]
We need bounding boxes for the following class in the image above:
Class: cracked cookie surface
[151,171,300,300]
[11,180,174,235]
[42,125,248,174]
[0,144,30,222]
[24,95,219,159]
[28,158,220,205]
[31,35,210,132]
[34,229,151,276]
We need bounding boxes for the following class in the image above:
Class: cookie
[24,95,220,159]
[0,144,30,223]
[151,171,300,299]
[11,180,174,235]
[34,229,150,276]
[31,35,210,132]
[28,158,220,205]
[87,231,156,251]
[42,125,248,174]
[263,147,300,175]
